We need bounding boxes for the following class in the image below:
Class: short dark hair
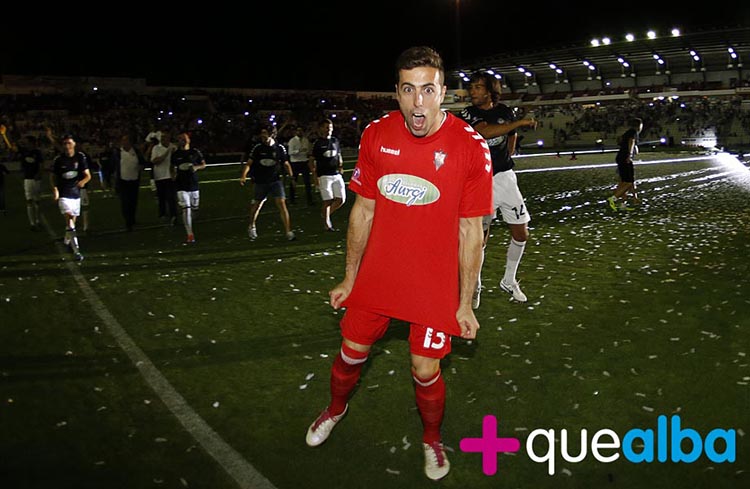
[61,133,76,142]
[395,46,444,82]
[469,71,502,105]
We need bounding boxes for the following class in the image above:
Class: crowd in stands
[532,96,750,147]
[0,90,398,163]
[2,88,749,167]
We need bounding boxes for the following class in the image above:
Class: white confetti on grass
[385,468,400,475]
[402,436,411,450]
[155,437,168,443]
[642,406,655,412]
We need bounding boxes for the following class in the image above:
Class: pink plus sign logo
[460,415,521,475]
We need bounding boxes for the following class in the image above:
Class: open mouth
[412,113,426,131]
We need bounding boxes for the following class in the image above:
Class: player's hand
[329,280,353,310]
[239,176,246,186]
[456,304,480,339]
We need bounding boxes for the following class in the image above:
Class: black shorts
[616,161,634,183]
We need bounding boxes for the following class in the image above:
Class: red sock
[329,343,367,415]
[414,370,445,444]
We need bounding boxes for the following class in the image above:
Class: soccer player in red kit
[305,46,492,480]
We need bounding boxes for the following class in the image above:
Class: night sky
[3,1,749,92]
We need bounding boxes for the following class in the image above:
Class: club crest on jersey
[377,173,440,207]
[434,150,446,171]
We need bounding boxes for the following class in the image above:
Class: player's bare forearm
[330,196,374,309]
[475,118,536,139]
[457,216,484,338]
[343,195,375,282]
[240,161,252,185]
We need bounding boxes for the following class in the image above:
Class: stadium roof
[451,26,750,90]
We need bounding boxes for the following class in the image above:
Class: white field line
[42,216,278,489]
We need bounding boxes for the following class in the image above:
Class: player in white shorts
[51,134,91,262]
[19,135,44,230]
[461,71,537,306]
[310,118,346,232]
[171,132,206,243]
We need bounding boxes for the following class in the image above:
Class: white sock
[503,238,526,285]
[27,205,35,225]
[67,226,80,254]
[82,209,89,231]
[183,207,193,235]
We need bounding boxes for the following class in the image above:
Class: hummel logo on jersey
[380,146,400,156]
[434,150,446,171]
[485,163,492,173]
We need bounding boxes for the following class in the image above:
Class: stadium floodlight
[549,63,557,70]
[518,66,526,73]
[487,69,496,75]
[536,140,544,147]
[602,37,611,45]
[671,28,680,37]
[93,86,98,92]
[591,38,600,47]
[647,30,657,39]
[626,33,635,42]
[459,71,467,78]
[197,119,203,125]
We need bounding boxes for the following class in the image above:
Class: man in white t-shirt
[113,134,146,231]
[149,132,178,225]
[287,126,314,205]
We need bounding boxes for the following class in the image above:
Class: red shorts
[340,306,452,359]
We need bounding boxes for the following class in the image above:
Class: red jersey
[344,110,493,336]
